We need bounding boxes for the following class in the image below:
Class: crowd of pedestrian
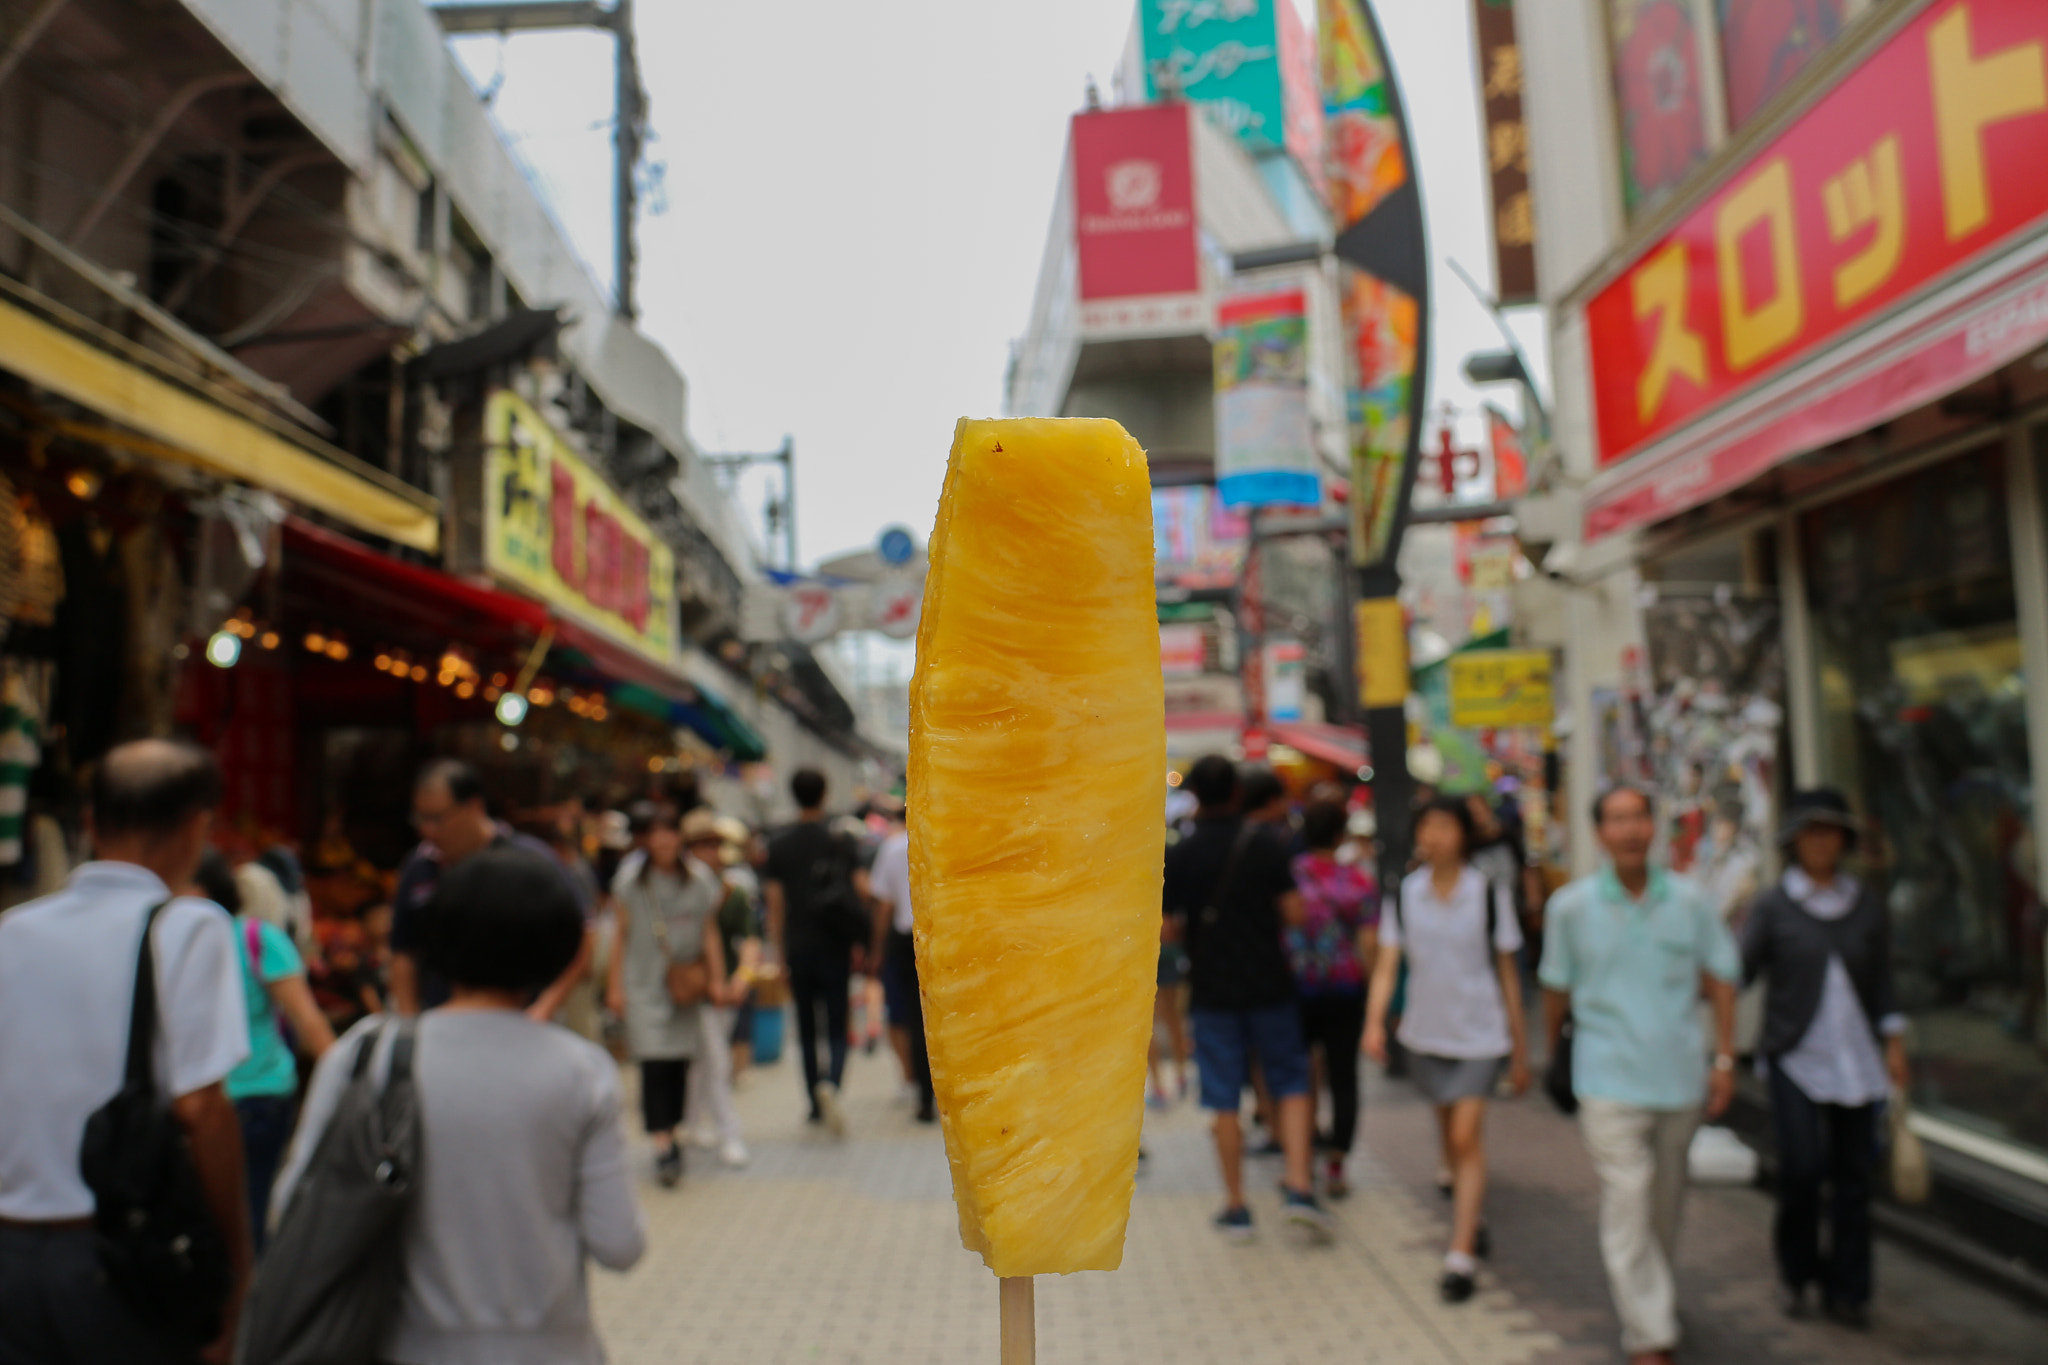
[1160,757,1911,1365]
[0,736,922,1365]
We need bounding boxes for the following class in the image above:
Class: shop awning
[0,296,440,551]
[1585,238,2048,542]
[282,518,547,651]
[1268,722,1369,771]
[604,678,768,763]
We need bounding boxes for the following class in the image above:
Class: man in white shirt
[0,739,252,1364]
[866,816,933,1122]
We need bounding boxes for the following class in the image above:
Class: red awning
[1268,722,1369,771]
[281,517,549,655]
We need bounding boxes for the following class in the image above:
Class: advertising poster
[1346,271,1418,565]
[1607,0,1712,213]
[483,390,676,665]
[1214,287,1318,509]
[1718,0,1848,132]
[1319,0,1409,228]
[1140,0,1286,148]
[1263,639,1306,722]
[1641,589,1784,917]
[1069,104,1201,335]
[1486,405,1527,499]
[1153,484,1250,590]
[1447,649,1553,729]
[1160,623,1207,677]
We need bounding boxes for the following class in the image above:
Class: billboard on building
[1071,104,1204,336]
[1588,0,2048,487]
[1214,287,1319,509]
[1718,0,1851,132]
[1608,0,1714,214]
[483,390,677,665]
[1139,0,1287,149]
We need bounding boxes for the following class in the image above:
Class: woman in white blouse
[1364,796,1528,1305]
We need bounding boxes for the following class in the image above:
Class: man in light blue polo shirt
[1541,784,1739,1365]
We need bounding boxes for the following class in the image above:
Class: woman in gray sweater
[274,847,646,1365]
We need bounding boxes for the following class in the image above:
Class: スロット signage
[1589,0,2048,469]
[484,390,676,665]
[1447,649,1553,729]
[1214,287,1318,509]
[1071,104,1204,337]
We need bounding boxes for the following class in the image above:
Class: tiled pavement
[591,1032,2048,1365]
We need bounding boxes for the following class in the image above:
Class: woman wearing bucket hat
[1740,788,1907,1329]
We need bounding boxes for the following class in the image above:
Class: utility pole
[703,438,797,570]
[430,1,645,319]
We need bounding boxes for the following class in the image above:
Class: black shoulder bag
[235,1017,421,1365]
[1192,822,1259,935]
[79,900,234,1347]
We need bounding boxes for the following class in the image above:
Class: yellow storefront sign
[484,390,676,665]
[1447,649,1553,729]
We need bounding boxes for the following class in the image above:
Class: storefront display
[1801,444,2043,1157]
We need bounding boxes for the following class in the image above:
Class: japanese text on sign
[484,390,677,664]
[1473,0,1537,303]
[1447,650,1553,729]
[1588,0,2048,467]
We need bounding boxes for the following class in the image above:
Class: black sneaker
[1212,1204,1255,1240]
[655,1145,683,1188]
[1439,1269,1476,1303]
[1777,1283,1810,1319]
[1824,1298,1870,1331]
[1474,1223,1491,1259]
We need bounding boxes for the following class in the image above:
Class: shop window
[1802,444,2045,1158]
[1608,0,1716,213]
[1716,0,1848,131]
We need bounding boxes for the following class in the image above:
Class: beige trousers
[1578,1099,1702,1355]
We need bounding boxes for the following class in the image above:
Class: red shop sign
[1071,103,1199,303]
[1588,0,2048,469]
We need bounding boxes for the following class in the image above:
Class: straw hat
[680,809,722,845]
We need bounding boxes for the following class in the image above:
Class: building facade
[1516,0,2048,1273]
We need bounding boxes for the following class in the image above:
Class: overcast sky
[451,0,1547,570]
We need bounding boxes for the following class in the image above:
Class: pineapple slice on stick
[910,417,1165,1359]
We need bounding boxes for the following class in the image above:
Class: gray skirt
[1409,1052,1505,1105]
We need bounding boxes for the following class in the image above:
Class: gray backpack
[235,1018,420,1365]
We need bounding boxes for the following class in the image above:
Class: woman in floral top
[1288,799,1380,1197]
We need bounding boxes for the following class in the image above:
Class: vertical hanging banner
[1321,0,1430,571]
[1071,103,1203,336]
[1214,287,1319,509]
[1472,0,1537,304]
[1263,639,1307,722]
[1487,404,1527,498]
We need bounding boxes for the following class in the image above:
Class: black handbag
[78,900,234,1348]
[1544,1015,1579,1115]
[235,1017,420,1365]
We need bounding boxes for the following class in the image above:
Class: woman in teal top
[192,852,335,1249]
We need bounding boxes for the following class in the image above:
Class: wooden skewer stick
[1000,1276,1036,1365]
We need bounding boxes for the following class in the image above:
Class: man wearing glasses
[389,759,588,1014]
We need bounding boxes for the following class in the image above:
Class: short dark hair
[1300,799,1348,851]
[1591,783,1655,827]
[191,849,241,915]
[1185,754,1237,808]
[421,847,584,995]
[90,739,221,842]
[1239,766,1285,815]
[417,758,484,807]
[790,768,827,810]
[1415,795,1475,857]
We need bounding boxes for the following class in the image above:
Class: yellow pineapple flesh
[909,417,1164,1278]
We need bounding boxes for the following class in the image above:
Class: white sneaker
[814,1081,847,1137]
[720,1138,750,1168]
[686,1125,718,1150]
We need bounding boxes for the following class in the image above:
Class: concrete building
[1513,0,2048,1278]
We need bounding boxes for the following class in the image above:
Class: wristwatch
[1711,1053,1736,1073]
